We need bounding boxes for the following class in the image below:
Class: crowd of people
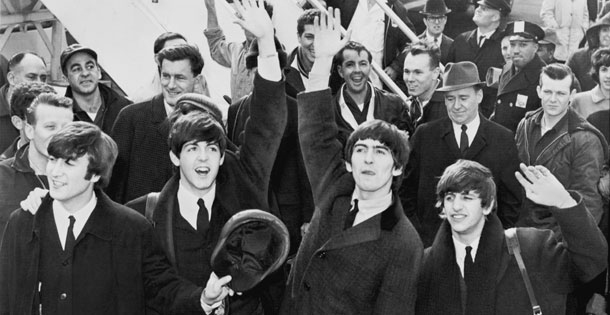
[0,0,609,314]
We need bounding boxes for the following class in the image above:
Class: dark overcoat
[400,116,523,246]
[107,94,174,203]
[0,191,204,315]
[416,192,608,315]
[417,32,454,65]
[446,28,506,117]
[491,55,545,133]
[281,89,423,315]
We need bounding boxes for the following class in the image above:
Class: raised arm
[203,0,238,68]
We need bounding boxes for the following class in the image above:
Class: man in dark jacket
[332,41,412,144]
[0,93,73,245]
[284,9,320,99]
[400,61,523,246]
[416,160,607,315]
[418,0,454,65]
[515,63,608,239]
[60,44,132,135]
[108,44,206,203]
[491,21,546,133]
[0,122,216,315]
[127,5,288,314]
[281,11,423,314]
[403,41,447,130]
[446,0,511,118]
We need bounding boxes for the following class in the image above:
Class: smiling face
[444,86,482,125]
[599,26,610,48]
[298,24,316,63]
[404,53,440,97]
[338,49,371,96]
[170,140,225,197]
[65,52,100,96]
[25,104,74,159]
[345,138,402,200]
[47,154,99,211]
[443,191,492,242]
[160,59,199,106]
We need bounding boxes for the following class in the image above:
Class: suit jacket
[410,90,448,131]
[447,28,506,118]
[416,192,608,315]
[0,84,18,154]
[66,83,132,136]
[284,47,305,99]
[417,32,454,65]
[400,116,523,246]
[107,94,173,203]
[281,88,423,315]
[0,190,204,315]
[491,55,545,133]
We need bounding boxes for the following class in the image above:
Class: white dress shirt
[177,182,216,230]
[163,99,173,117]
[52,194,97,250]
[452,114,480,149]
[452,235,481,277]
[476,29,495,47]
[349,191,393,227]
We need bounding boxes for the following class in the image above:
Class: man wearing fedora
[490,21,546,133]
[60,44,132,136]
[446,0,511,118]
[418,0,454,65]
[400,61,523,246]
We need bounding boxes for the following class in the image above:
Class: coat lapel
[321,216,381,251]
[440,119,462,159]
[498,55,545,96]
[150,94,170,139]
[463,116,490,159]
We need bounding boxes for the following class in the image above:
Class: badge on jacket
[516,94,528,108]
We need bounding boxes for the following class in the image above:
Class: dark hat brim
[436,81,486,92]
[419,9,452,15]
[61,47,98,73]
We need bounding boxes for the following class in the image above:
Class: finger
[535,165,551,177]
[333,7,341,32]
[515,171,533,192]
[233,0,246,18]
[519,163,536,183]
[216,275,232,287]
[528,165,543,180]
[321,7,329,30]
[313,15,320,33]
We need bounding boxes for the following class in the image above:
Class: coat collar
[10,143,35,173]
[439,115,492,159]
[150,94,168,124]
[497,55,545,96]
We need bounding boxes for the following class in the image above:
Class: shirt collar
[53,191,97,240]
[477,28,495,40]
[451,114,481,145]
[425,31,441,43]
[177,180,216,229]
[163,99,173,117]
[350,190,393,215]
[453,234,482,262]
[591,85,610,104]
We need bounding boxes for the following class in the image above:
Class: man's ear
[392,166,403,177]
[24,122,34,141]
[536,85,542,99]
[89,174,101,183]
[6,71,15,86]
[483,199,495,216]
[337,65,345,79]
[345,161,353,173]
[169,150,180,167]
[10,116,23,130]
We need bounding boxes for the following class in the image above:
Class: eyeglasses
[426,16,447,23]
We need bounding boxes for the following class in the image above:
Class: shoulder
[482,118,515,138]
[101,196,151,230]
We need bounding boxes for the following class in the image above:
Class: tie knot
[461,124,468,131]
[68,215,75,226]
[353,199,359,211]
[197,198,205,209]
[465,245,472,255]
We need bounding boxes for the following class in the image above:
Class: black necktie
[460,124,469,155]
[464,246,474,286]
[478,35,485,47]
[197,198,210,232]
[65,215,76,252]
[344,200,359,230]
[410,98,422,123]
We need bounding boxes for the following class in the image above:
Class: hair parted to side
[436,159,496,217]
[47,122,118,189]
[335,41,373,65]
[344,119,410,189]
[297,9,321,35]
[406,41,441,69]
[153,32,188,54]
[169,111,227,158]
[26,93,73,125]
[156,44,204,76]
[539,63,578,91]
[591,48,610,84]
[10,82,56,119]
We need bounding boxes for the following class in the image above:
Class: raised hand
[20,187,49,215]
[312,7,350,60]
[201,272,235,306]
[232,0,274,41]
[515,163,576,209]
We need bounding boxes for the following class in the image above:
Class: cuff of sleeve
[201,298,223,314]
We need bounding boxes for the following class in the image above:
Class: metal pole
[304,0,409,103]
[373,0,419,43]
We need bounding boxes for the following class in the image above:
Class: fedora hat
[211,210,290,292]
[539,28,559,46]
[420,0,451,16]
[436,62,485,92]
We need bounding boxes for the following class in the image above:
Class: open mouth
[51,179,66,188]
[195,167,210,176]
[450,213,467,221]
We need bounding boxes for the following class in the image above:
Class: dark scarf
[420,213,505,314]
[296,47,313,79]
